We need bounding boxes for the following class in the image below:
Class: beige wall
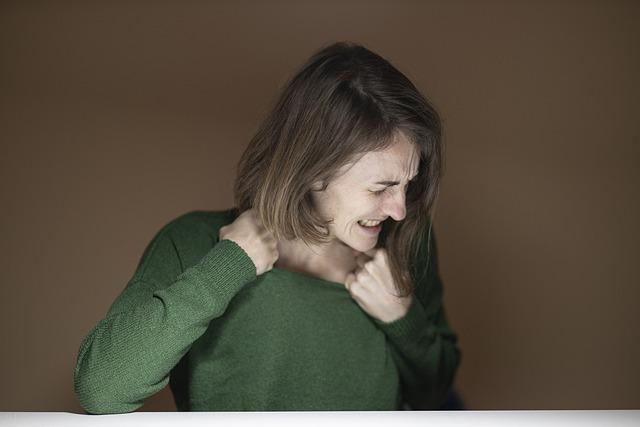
[1,0,638,411]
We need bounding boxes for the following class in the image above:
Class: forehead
[344,132,420,181]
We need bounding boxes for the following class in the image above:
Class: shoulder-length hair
[234,41,443,298]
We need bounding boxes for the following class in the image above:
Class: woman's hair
[233,41,443,297]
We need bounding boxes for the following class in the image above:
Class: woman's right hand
[218,208,279,276]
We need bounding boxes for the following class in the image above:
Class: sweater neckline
[270,267,347,290]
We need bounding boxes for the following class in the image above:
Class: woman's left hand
[344,248,413,323]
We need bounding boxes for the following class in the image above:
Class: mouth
[357,219,384,234]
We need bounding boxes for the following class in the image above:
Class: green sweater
[74,208,461,414]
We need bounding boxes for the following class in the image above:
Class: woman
[74,41,461,413]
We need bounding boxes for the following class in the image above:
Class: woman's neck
[275,237,357,280]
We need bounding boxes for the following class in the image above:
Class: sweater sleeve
[373,227,462,410]
[73,216,257,414]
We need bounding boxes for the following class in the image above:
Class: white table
[1,410,639,427]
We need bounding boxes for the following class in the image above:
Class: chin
[336,227,378,252]
[346,238,377,253]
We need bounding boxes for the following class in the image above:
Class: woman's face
[311,132,420,252]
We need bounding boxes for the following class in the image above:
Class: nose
[382,189,407,221]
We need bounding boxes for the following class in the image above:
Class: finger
[360,253,377,273]
[356,268,369,282]
[363,259,376,275]
[344,273,356,291]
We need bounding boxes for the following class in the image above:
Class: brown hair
[233,41,443,297]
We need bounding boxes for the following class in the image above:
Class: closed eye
[371,176,417,196]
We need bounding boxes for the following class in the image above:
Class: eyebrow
[373,174,419,187]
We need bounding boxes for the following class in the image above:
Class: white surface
[1,411,639,427]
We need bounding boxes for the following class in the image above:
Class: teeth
[359,219,381,227]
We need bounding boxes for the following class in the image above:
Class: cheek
[345,195,378,221]
[324,188,377,226]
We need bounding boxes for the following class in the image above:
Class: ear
[310,179,325,192]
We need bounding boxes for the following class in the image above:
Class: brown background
[1,0,638,412]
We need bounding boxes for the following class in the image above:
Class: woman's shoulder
[132,207,241,285]
[162,207,240,239]
[139,207,241,263]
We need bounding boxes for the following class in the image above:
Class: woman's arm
[73,214,256,414]
[374,228,462,410]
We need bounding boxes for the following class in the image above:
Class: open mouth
[357,219,383,234]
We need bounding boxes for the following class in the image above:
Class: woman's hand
[219,209,279,276]
[344,248,413,323]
